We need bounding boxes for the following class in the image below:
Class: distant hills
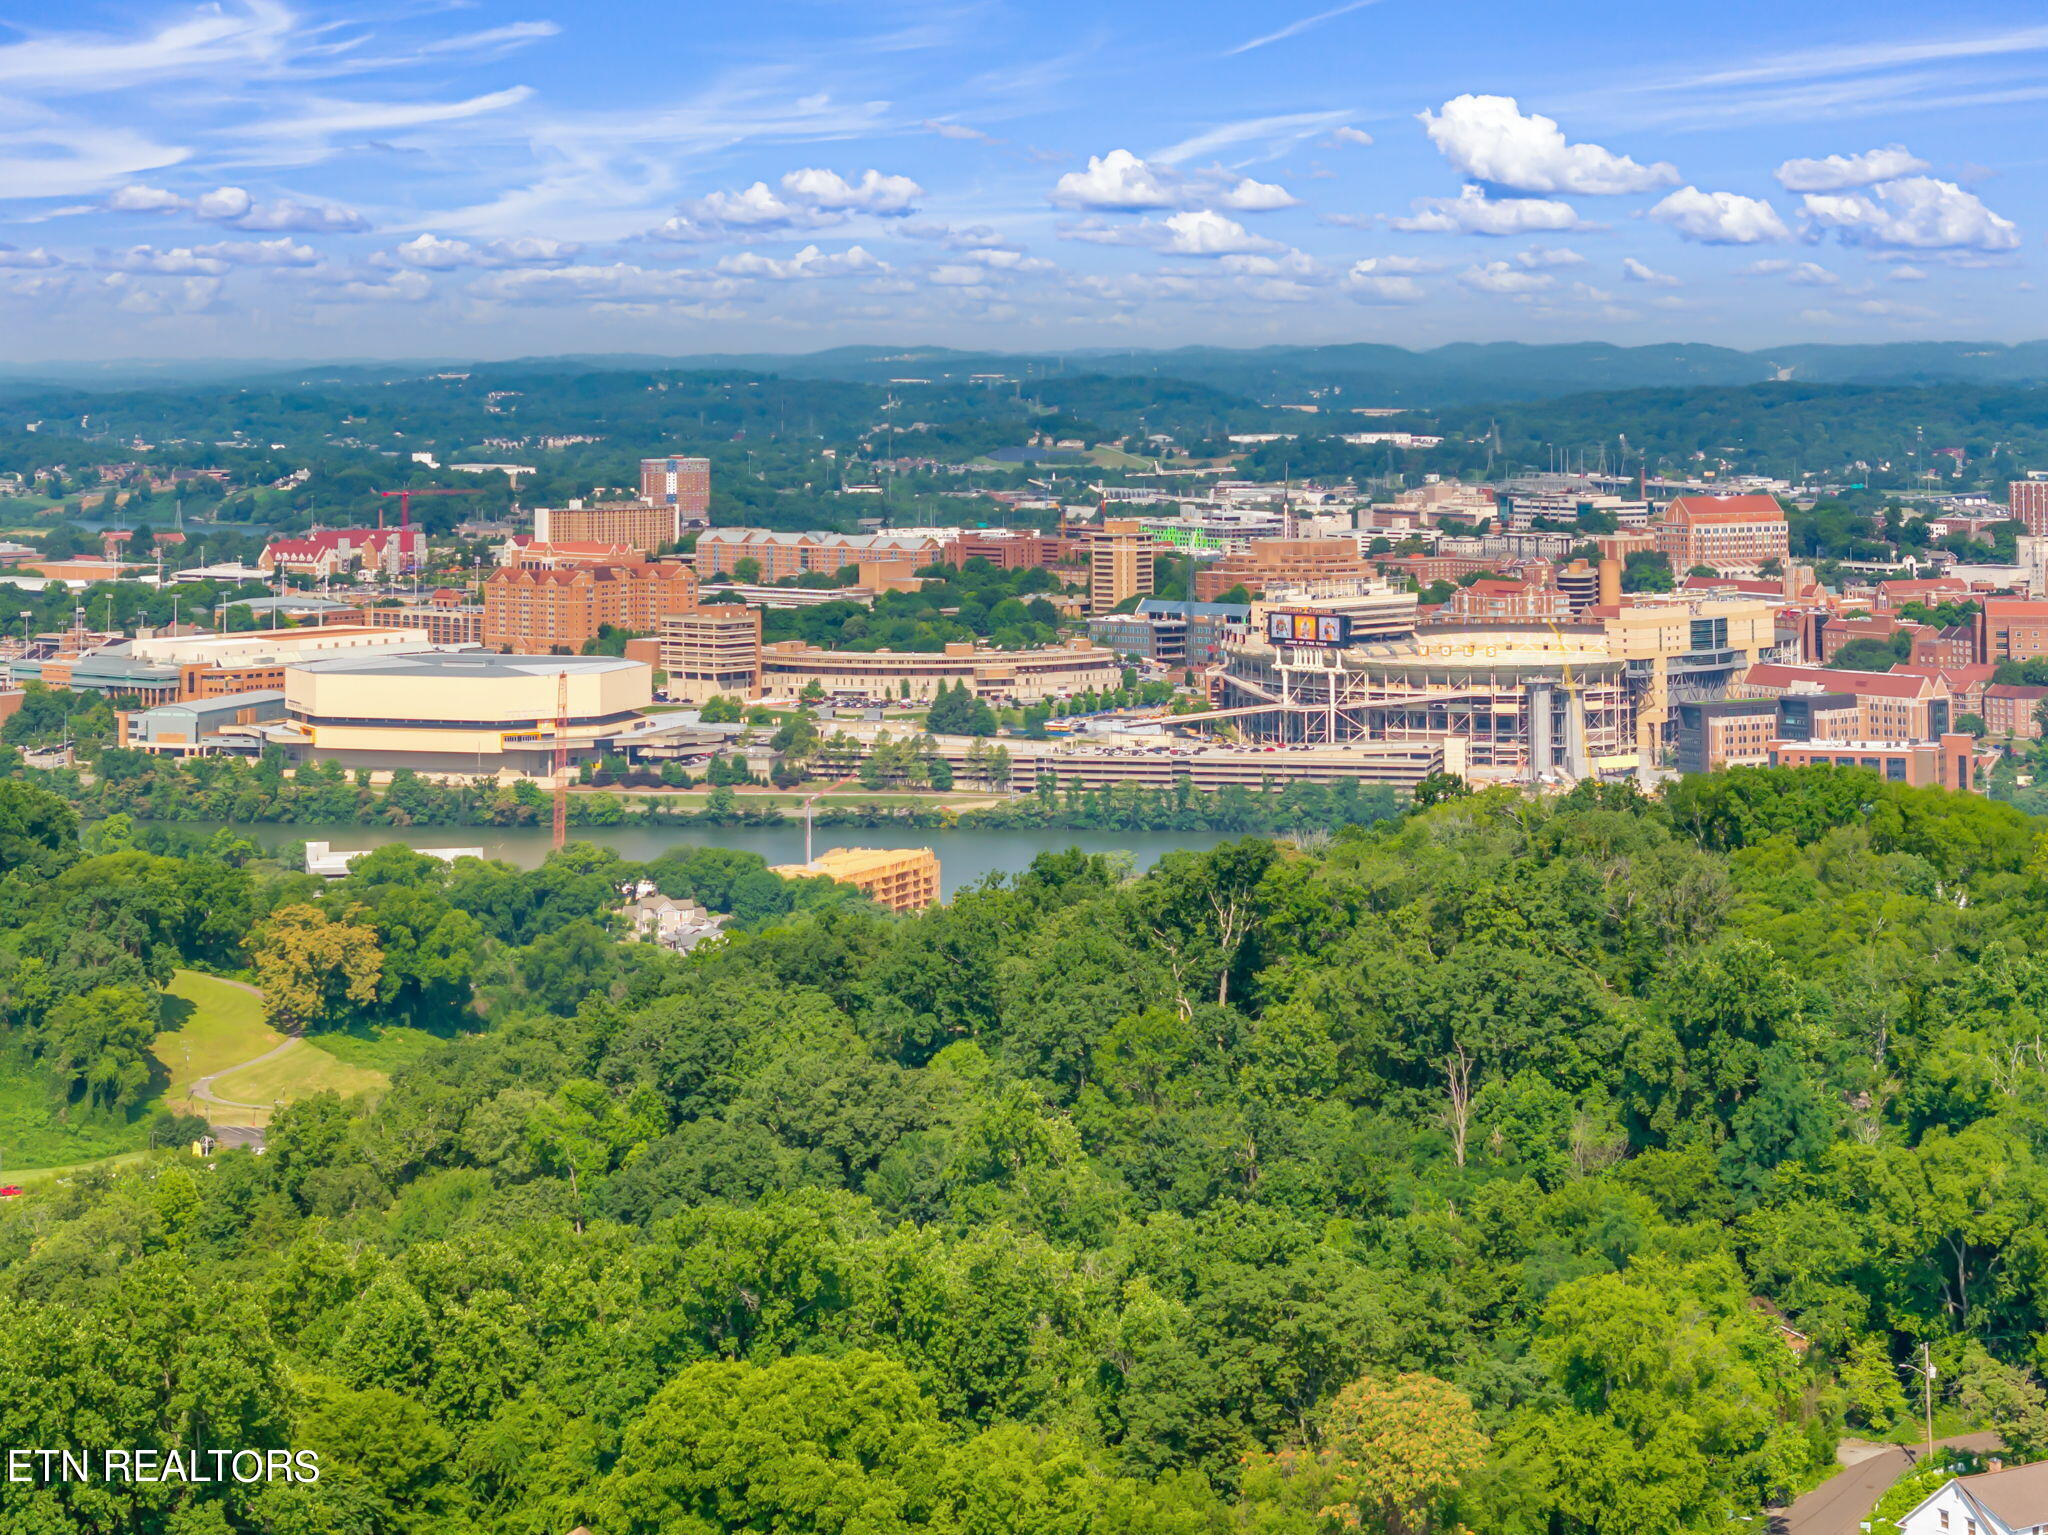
[9,340,2048,408]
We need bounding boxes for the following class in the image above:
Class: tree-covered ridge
[3,769,2048,1533]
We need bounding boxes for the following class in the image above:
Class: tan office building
[658,605,763,703]
[1082,520,1155,614]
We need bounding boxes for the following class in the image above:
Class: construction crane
[376,487,481,530]
[551,669,570,851]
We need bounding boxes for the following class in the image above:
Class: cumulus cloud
[1514,245,1586,268]
[1621,256,1679,286]
[1774,145,1929,192]
[1050,149,1297,213]
[1389,184,1585,235]
[653,169,923,240]
[1057,210,1283,256]
[1785,261,1840,286]
[1328,126,1374,147]
[467,264,737,304]
[1648,187,1790,244]
[1350,255,1444,276]
[1798,177,2020,251]
[0,245,62,269]
[716,244,883,280]
[390,233,584,270]
[1418,95,1677,194]
[1458,260,1555,294]
[107,184,369,233]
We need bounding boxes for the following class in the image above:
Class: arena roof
[290,653,643,680]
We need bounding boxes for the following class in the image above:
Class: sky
[2,0,2047,361]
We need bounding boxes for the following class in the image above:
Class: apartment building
[1193,538,1372,601]
[770,847,939,913]
[2009,476,2048,537]
[532,500,680,554]
[481,562,699,652]
[945,530,1072,570]
[638,455,711,526]
[1978,598,2048,664]
[1651,494,1790,575]
[693,529,946,581]
[1982,683,2048,740]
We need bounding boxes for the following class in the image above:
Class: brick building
[481,562,698,652]
[1982,683,2048,740]
[1978,598,2048,665]
[1194,538,1373,601]
[638,456,711,527]
[2009,478,2048,537]
[692,529,945,581]
[1766,734,1978,791]
[1441,577,1574,624]
[944,530,1072,570]
[1739,663,1953,742]
[357,590,484,646]
[260,527,422,578]
[1651,494,1790,575]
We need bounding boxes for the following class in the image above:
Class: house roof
[1957,1462,2048,1528]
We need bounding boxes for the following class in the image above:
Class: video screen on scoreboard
[1266,611,1352,646]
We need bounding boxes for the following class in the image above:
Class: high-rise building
[2009,476,2048,536]
[1082,519,1155,614]
[533,500,679,554]
[640,456,711,526]
[481,562,698,652]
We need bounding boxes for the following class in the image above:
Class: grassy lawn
[211,1039,388,1113]
[12,1150,154,1186]
[153,971,281,1115]
[307,1024,449,1077]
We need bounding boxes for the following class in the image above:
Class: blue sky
[1,0,2046,360]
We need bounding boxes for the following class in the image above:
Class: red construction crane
[376,487,481,529]
[551,669,570,851]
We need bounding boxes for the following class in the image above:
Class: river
[174,820,1242,899]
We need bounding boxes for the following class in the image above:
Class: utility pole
[1900,1345,1936,1462]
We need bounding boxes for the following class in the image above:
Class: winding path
[177,976,293,1119]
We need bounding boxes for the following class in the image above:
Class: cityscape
[5,3,2048,1535]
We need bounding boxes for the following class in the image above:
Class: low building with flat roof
[277,651,652,772]
[116,690,287,755]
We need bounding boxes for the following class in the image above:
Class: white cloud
[1214,177,1299,212]
[1742,259,1791,274]
[1419,94,1677,194]
[1648,186,1790,244]
[1050,148,1296,213]
[1514,245,1586,268]
[1459,260,1556,294]
[107,245,229,276]
[106,183,369,233]
[1345,267,1425,303]
[1799,177,2020,250]
[337,271,434,304]
[0,245,62,269]
[1350,255,1444,275]
[1329,125,1374,147]
[1052,149,1178,211]
[1220,250,1322,278]
[958,247,1053,273]
[927,265,993,288]
[1888,265,1929,282]
[1774,144,1930,192]
[1225,0,1381,56]
[716,244,882,280]
[655,168,924,240]
[1786,261,1840,286]
[390,233,581,270]
[1621,256,1680,285]
[195,237,318,267]
[1389,184,1585,235]
[778,168,922,216]
[1160,210,1281,255]
[467,263,737,304]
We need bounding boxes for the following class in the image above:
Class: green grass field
[153,971,281,1115]
[209,1039,389,1115]
[0,1068,149,1174]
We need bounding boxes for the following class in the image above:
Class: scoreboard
[1266,611,1352,646]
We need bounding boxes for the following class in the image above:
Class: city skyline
[1,0,2045,359]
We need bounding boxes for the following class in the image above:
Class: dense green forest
[5,766,2048,1533]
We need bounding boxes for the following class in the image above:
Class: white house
[1901,1462,2048,1535]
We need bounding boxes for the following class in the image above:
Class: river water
[176,820,1241,899]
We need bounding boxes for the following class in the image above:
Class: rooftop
[1951,1460,2048,1527]
[290,652,644,680]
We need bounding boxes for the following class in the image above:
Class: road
[1768,1433,2002,1535]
